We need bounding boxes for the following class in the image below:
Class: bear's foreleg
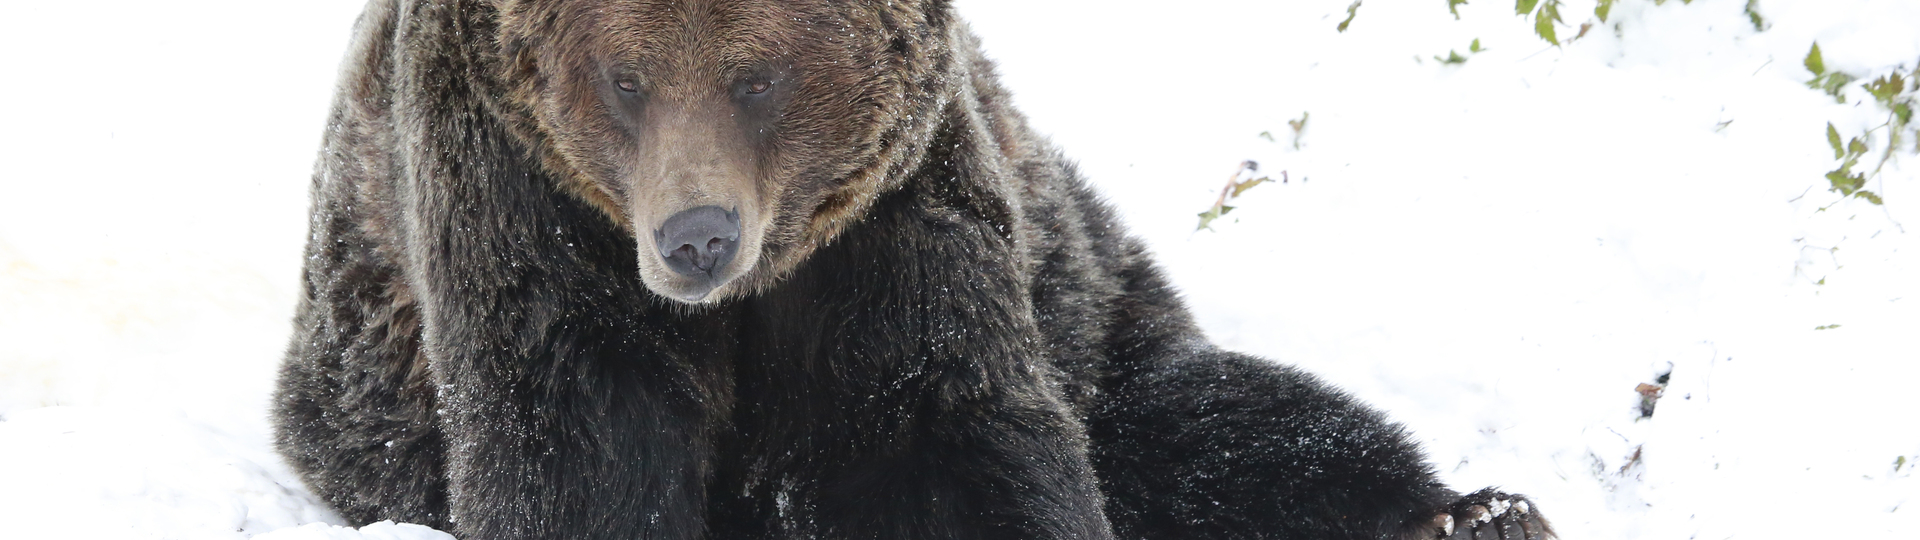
[405,239,736,540]
[274,265,449,528]
[426,337,727,540]
[731,188,1116,539]
[766,388,1117,540]
[396,119,736,540]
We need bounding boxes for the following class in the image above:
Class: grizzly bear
[273,1,1555,539]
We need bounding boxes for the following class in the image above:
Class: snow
[1,0,1915,539]
[251,522,455,540]
[1487,496,1511,518]
[0,407,337,539]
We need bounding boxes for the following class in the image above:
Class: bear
[272,0,1556,539]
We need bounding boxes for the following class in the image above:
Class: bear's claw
[1426,488,1554,540]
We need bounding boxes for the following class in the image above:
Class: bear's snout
[653,205,741,284]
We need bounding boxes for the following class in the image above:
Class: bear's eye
[615,79,639,93]
[745,80,772,95]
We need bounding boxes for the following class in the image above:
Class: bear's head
[494,0,960,304]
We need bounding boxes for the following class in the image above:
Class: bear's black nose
[654,205,740,278]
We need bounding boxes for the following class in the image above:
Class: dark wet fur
[274,1,1555,539]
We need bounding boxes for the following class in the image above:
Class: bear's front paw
[1421,488,1554,540]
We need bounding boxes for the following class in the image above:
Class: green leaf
[1437,50,1469,64]
[1848,137,1869,157]
[1804,42,1826,76]
[1899,456,1909,471]
[1338,1,1362,32]
[1827,123,1844,159]
[1516,0,1538,16]
[1745,0,1767,31]
[1827,168,1865,195]
[1596,0,1615,22]
[1196,201,1243,231]
[1535,5,1560,46]
[1895,103,1913,127]
[1449,0,1469,19]
[1857,190,1885,205]
[1470,38,1486,53]
[1231,178,1270,198]
[1257,131,1276,143]
[1831,73,1857,101]
[1811,72,1857,103]
[1867,74,1906,106]
[1196,208,1222,231]
[1814,324,1841,330]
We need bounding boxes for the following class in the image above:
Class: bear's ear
[491,0,554,81]
[499,34,540,87]
[491,0,557,40]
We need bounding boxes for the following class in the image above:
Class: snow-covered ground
[2,0,1915,538]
